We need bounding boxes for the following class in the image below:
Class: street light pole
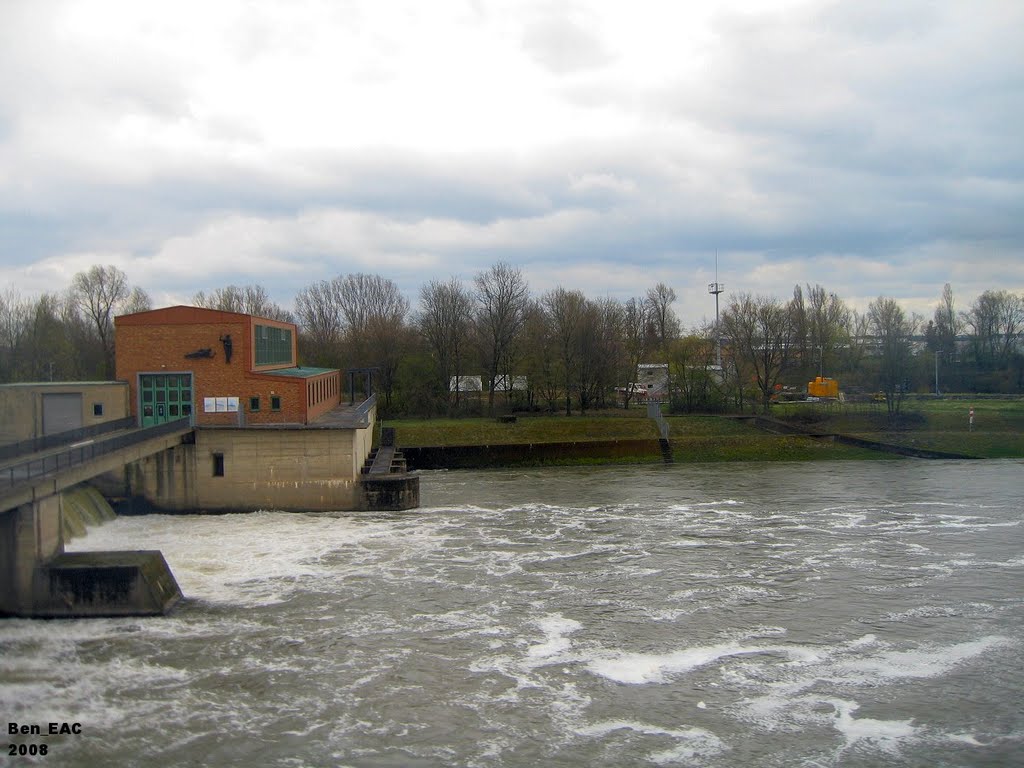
[708,253,724,369]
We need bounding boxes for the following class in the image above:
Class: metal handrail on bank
[1,418,193,493]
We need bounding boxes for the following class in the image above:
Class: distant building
[492,375,528,392]
[450,375,483,392]
[636,363,670,399]
[115,306,341,427]
[0,381,129,446]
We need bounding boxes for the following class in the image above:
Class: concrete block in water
[360,474,420,511]
[33,551,182,617]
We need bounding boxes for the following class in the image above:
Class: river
[2,460,1022,767]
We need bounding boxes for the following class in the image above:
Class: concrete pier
[0,493,182,618]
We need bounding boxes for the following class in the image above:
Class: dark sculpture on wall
[185,348,214,359]
[220,334,233,364]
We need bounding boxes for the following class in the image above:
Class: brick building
[115,306,340,427]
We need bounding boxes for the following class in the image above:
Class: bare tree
[933,283,962,355]
[418,278,474,410]
[0,290,30,382]
[474,262,530,412]
[520,299,559,412]
[806,284,850,379]
[543,287,587,415]
[577,297,623,411]
[868,296,918,420]
[193,284,293,322]
[669,325,721,413]
[963,289,1023,369]
[122,286,152,315]
[295,279,345,366]
[645,282,680,349]
[335,273,410,409]
[621,296,651,408]
[71,264,129,378]
[721,293,795,413]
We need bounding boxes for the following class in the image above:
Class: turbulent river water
[2,460,1023,767]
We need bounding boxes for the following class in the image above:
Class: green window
[249,396,260,411]
[255,324,293,366]
[271,395,281,411]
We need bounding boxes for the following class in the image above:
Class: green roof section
[259,366,338,379]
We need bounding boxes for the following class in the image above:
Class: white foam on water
[526,614,582,659]
[587,642,819,685]
[575,719,727,763]
[833,699,918,754]
[66,512,444,606]
[835,636,1012,682]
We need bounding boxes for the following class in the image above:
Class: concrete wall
[0,382,129,445]
[126,422,376,512]
[0,495,63,615]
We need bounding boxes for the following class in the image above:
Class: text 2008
[9,744,49,756]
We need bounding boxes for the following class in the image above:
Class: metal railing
[1,418,192,493]
[647,401,670,440]
[351,393,377,428]
[0,417,136,462]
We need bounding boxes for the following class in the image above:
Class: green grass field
[773,396,1024,458]
[385,396,1023,464]
[387,412,659,447]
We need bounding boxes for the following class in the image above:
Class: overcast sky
[1,0,1021,328]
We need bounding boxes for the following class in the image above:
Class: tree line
[2,264,1022,419]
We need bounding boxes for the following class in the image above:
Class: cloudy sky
[1,0,1021,328]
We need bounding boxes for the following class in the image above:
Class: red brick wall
[115,308,312,425]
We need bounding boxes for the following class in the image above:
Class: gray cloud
[0,0,1020,330]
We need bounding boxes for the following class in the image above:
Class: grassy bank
[773,397,1024,459]
[388,412,659,447]
[387,411,887,466]
[386,396,1023,467]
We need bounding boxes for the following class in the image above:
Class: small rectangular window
[271,395,281,411]
[250,396,260,411]
[212,453,225,477]
[93,403,103,416]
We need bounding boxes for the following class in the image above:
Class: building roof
[257,366,337,379]
[115,305,292,327]
[0,381,124,388]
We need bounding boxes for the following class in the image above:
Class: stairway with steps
[361,426,408,475]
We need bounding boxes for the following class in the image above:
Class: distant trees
[5,261,1024,412]
[71,265,130,378]
[932,283,962,356]
[543,287,587,415]
[474,262,530,413]
[963,290,1023,371]
[645,282,680,350]
[193,284,293,323]
[790,283,850,381]
[334,274,410,409]
[868,296,918,419]
[668,326,721,413]
[294,279,345,368]
[721,293,794,413]
[0,265,147,382]
[417,278,474,412]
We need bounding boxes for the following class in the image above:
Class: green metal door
[140,373,193,427]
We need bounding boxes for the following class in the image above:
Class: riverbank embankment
[388,399,1024,468]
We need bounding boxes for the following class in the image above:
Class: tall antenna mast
[707,252,724,368]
